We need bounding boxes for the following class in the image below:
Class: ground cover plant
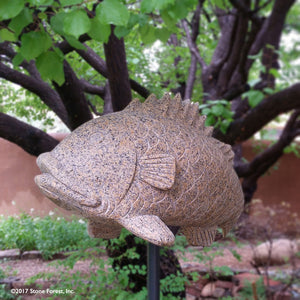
[0,213,97,259]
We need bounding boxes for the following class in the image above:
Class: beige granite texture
[35,94,244,247]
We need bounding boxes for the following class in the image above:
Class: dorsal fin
[213,140,235,163]
[124,93,214,137]
[125,98,142,112]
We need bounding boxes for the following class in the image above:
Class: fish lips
[35,152,90,212]
[34,173,85,212]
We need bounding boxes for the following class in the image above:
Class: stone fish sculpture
[35,94,244,247]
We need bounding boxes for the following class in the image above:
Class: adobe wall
[243,141,300,214]
[0,137,299,217]
[0,135,69,217]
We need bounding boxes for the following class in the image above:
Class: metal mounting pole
[147,242,160,300]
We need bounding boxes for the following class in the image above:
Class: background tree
[1,0,300,294]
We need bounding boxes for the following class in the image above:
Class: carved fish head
[34,118,136,218]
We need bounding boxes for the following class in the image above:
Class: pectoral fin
[117,215,175,246]
[181,226,217,247]
[139,154,176,190]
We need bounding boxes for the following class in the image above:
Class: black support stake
[147,242,160,300]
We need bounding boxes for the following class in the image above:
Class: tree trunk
[54,61,93,130]
[104,26,132,111]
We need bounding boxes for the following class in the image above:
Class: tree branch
[0,42,43,80]
[184,1,202,99]
[216,10,249,94]
[236,109,300,203]
[184,55,197,100]
[0,112,59,156]
[209,9,236,72]
[0,61,70,127]
[246,0,296,72]
[236,110,300,177]
[182,19,207,71]
[80,79,105,97]
[228,0,261,24]
[214,83,300,144]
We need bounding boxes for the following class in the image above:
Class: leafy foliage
[0,213,96,259]
[199,100,234,133]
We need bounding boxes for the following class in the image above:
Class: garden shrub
[0,213,99,259]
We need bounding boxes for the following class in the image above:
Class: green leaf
[114,26,131,39]
[36,51,65,85]
[139,24,157,45]
[27,0,54,5]
[214,0,231,10]
[220,119,231,134]
[12,53,25,66]
[20,31,52,61]
[141,0,175,12]
[140,0,154,13]
[96,0,130,26]
[50,12,66,35]
[263,87,274,95]
[60,0,84,6]
[163,0,189,20]
[211,104,224,116]
[0,29,16,42]
[205,114,216,126]
[201,108,211,115]
[65,35,86,50]
[0,0,25,21]
[8,8,33,36]
[244,90,265,108]
[161,10,178,29]
[155,28,171,42]
[63,9,91,39]
[269,68,280,78]
[88,18,111,42]
[248,78,260,88]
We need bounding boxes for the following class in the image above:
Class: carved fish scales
[35,94,244,247]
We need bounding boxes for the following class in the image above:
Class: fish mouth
[34,173,86,212]
[35,152,95,212]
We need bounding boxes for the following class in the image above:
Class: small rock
[213,287,225,298]
[186,286,201,297]
[186,277,208,297]
[201,282,216,297]
[215,280,234,290]
[0,249,20,260]
[185,294,197,300]
[0,276,20,289]
[21,250,42,260]
[253,239,298,266]
[194,277,209,290]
